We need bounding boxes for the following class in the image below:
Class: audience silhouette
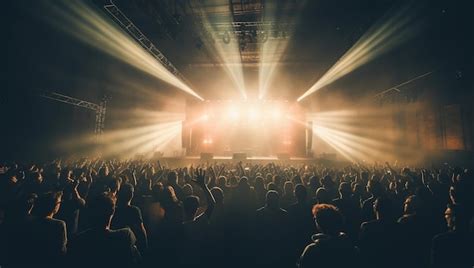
[0,160,472,268]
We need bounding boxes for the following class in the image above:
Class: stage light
[288,106,423,163]
[189,2,247,99]
[228,107,240,120]
[203,138,213,144]
[271,108,282,119]
[44,1,204,101]
[248,109,259,121]
[258,3,304,100]
[297,4,421,102]
[202,114,210,121]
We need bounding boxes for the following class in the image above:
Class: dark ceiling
[97,0,473,101]
[4,0,473,102]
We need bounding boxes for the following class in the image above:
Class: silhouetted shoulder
[108,227,137,245]
[50,218,67,229]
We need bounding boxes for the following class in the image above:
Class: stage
[151,155,344,168]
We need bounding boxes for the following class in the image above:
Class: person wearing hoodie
[298,204,358,268]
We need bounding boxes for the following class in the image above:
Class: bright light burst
[289,106,423,163]
[43,0,203,100]
[189,1,247,99]
[297,4,422,102]
[228,106,240,120]
[58,110,185,159]
[258,2,303,100]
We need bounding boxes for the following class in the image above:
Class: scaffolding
[40,91,107,136]
[102,0,193,88]
[372,71,433,105]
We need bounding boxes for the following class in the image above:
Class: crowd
[0,159,473,268]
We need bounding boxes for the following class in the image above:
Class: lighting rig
[40,91,108,137]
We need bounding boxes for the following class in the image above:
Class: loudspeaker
[277,153,290,160]
[233,153,247,161]
[200,152,214,160]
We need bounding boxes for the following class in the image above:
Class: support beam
[40,91,107,136]
[102,0,193,88]
[372,71,433,104]
[40,91,100,110]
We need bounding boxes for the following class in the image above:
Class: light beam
[297,4,422,102]
[43,0,203,100]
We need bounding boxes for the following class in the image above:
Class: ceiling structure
[91,0,471,101]
[93,0,369,100]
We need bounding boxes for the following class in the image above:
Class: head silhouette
[338,182,352,198]
[403,195,420,215]
[217,176,227,188]
[367,177,383,197]
[255,176,265,190]
[294,184,307,203]
[312,204,343,235]
[283,181,294,196]
[161,186,179,207]
[445,203,469,231]
[183,183,194,197]
[316,187,330,204]
[89,192,116,228]
[211,187,224,205]
[266,190,280,209]
[167,171,178,185]
[183,195,200,220]
[34,191,63,218]
[117,183,134,206]
[373,197,393,220]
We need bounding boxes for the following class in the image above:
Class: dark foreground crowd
[0,159,473,268]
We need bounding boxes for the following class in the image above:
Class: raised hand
[192,168,206,187]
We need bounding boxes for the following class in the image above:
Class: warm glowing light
[228,107,240,120]
[271,108,282,119]
[44,1,203,100]
[58,110,184,158]
[258,2,303,99]
[297,4,421,102]
[248,109,259,121]
[286,105,423,163]
[189,2,247,99]
[203,138,213,145]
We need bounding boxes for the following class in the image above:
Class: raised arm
[193,168,216,219]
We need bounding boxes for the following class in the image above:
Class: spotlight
[248,109,258,120]
[271,108,282,119]
[47,1,204,101]
[297,4,420,102]
[203,138,213,144]
[228,107,240,120]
